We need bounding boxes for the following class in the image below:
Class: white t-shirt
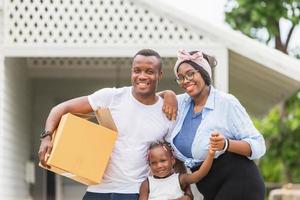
[148,173,184,200]
[87,86,173,193]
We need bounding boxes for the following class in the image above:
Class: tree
[225,0,300,54]
[225,0,300,183]
[253,93,300,183]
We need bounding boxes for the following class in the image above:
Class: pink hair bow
[174,49,212,78]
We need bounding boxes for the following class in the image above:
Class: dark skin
[139,159,193,200]
[39,55,163,166]
[38,54,191,199]
[139,146,214,200]
[177,63,252,156]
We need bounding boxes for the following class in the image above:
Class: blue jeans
[82,192,139,200]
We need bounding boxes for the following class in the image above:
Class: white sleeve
[87,87,117,111]
[164,120,177,143]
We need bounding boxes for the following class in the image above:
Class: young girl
[139,141,215,200]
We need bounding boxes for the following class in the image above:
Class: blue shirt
[170,86,266,168]
[173,102,202,158]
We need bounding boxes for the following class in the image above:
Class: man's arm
[38,96,93,166]
[157,90,178,121]
[139,179,149,200]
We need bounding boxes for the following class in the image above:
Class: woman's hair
[147,141,174,161]
[178,51,217,86]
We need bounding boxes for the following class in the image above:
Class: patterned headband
[173,49,212,78]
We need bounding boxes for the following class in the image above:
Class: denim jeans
[82,192,139,200]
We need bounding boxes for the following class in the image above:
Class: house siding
[0,58,32,200]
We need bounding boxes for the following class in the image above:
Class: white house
[0,0,300,199]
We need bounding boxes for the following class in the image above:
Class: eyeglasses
[175,70,199,84]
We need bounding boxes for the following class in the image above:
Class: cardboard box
[40,109,118,185]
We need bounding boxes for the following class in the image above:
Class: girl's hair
[147,141,174,160]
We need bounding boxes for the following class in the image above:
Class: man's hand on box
[38,136,53,167]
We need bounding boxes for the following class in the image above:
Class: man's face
[131,55,162,98]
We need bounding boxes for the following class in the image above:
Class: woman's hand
[209,131,226,152]
[162,90,178,121]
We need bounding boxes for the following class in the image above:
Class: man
[38,49,192,200]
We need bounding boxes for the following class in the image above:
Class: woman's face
[177,63,206,98]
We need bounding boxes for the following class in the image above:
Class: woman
[169,49,266,200]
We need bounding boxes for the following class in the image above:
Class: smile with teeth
[185,84,195,91]
[137,82,150,86]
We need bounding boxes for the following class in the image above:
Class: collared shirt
[170,86,266,168]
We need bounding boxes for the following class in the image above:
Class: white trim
[213,47,228,92]
[3,43,223,57]
[0,48,4,195]
[136,0,300,82]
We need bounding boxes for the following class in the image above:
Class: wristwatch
[40,130,52,139]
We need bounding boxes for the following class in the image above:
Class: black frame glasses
[175,70,199,84]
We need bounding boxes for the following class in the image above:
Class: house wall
[0,2,4,198]
[0,58,32,200]
[0,0,3,44]
[31,78,121,200]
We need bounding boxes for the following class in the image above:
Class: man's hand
[162,90,178,121]
[38,136,53,167]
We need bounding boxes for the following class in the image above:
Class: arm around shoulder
[158,90,178,121]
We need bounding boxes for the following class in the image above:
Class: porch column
[208,46,229,92]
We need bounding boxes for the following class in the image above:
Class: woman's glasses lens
[176,71,197,84]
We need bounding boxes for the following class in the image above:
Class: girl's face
[177,63,206,98]
[148,146,175,178]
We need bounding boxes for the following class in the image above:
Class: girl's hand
[209,131,226,151]
[208,147,215,156]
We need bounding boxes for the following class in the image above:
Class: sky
[162,0,299,53]
[163,0,226,25]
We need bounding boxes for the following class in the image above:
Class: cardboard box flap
[39,162,98,185]
[95,108,118,132]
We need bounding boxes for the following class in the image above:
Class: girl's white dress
[148,173,184,200]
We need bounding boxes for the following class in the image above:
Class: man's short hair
[133,49,162,71]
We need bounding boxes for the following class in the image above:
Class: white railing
[3,0,211,57]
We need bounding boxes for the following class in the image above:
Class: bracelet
[222,138,228,152]
[40,130,52,140]
[226,138,230,151]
